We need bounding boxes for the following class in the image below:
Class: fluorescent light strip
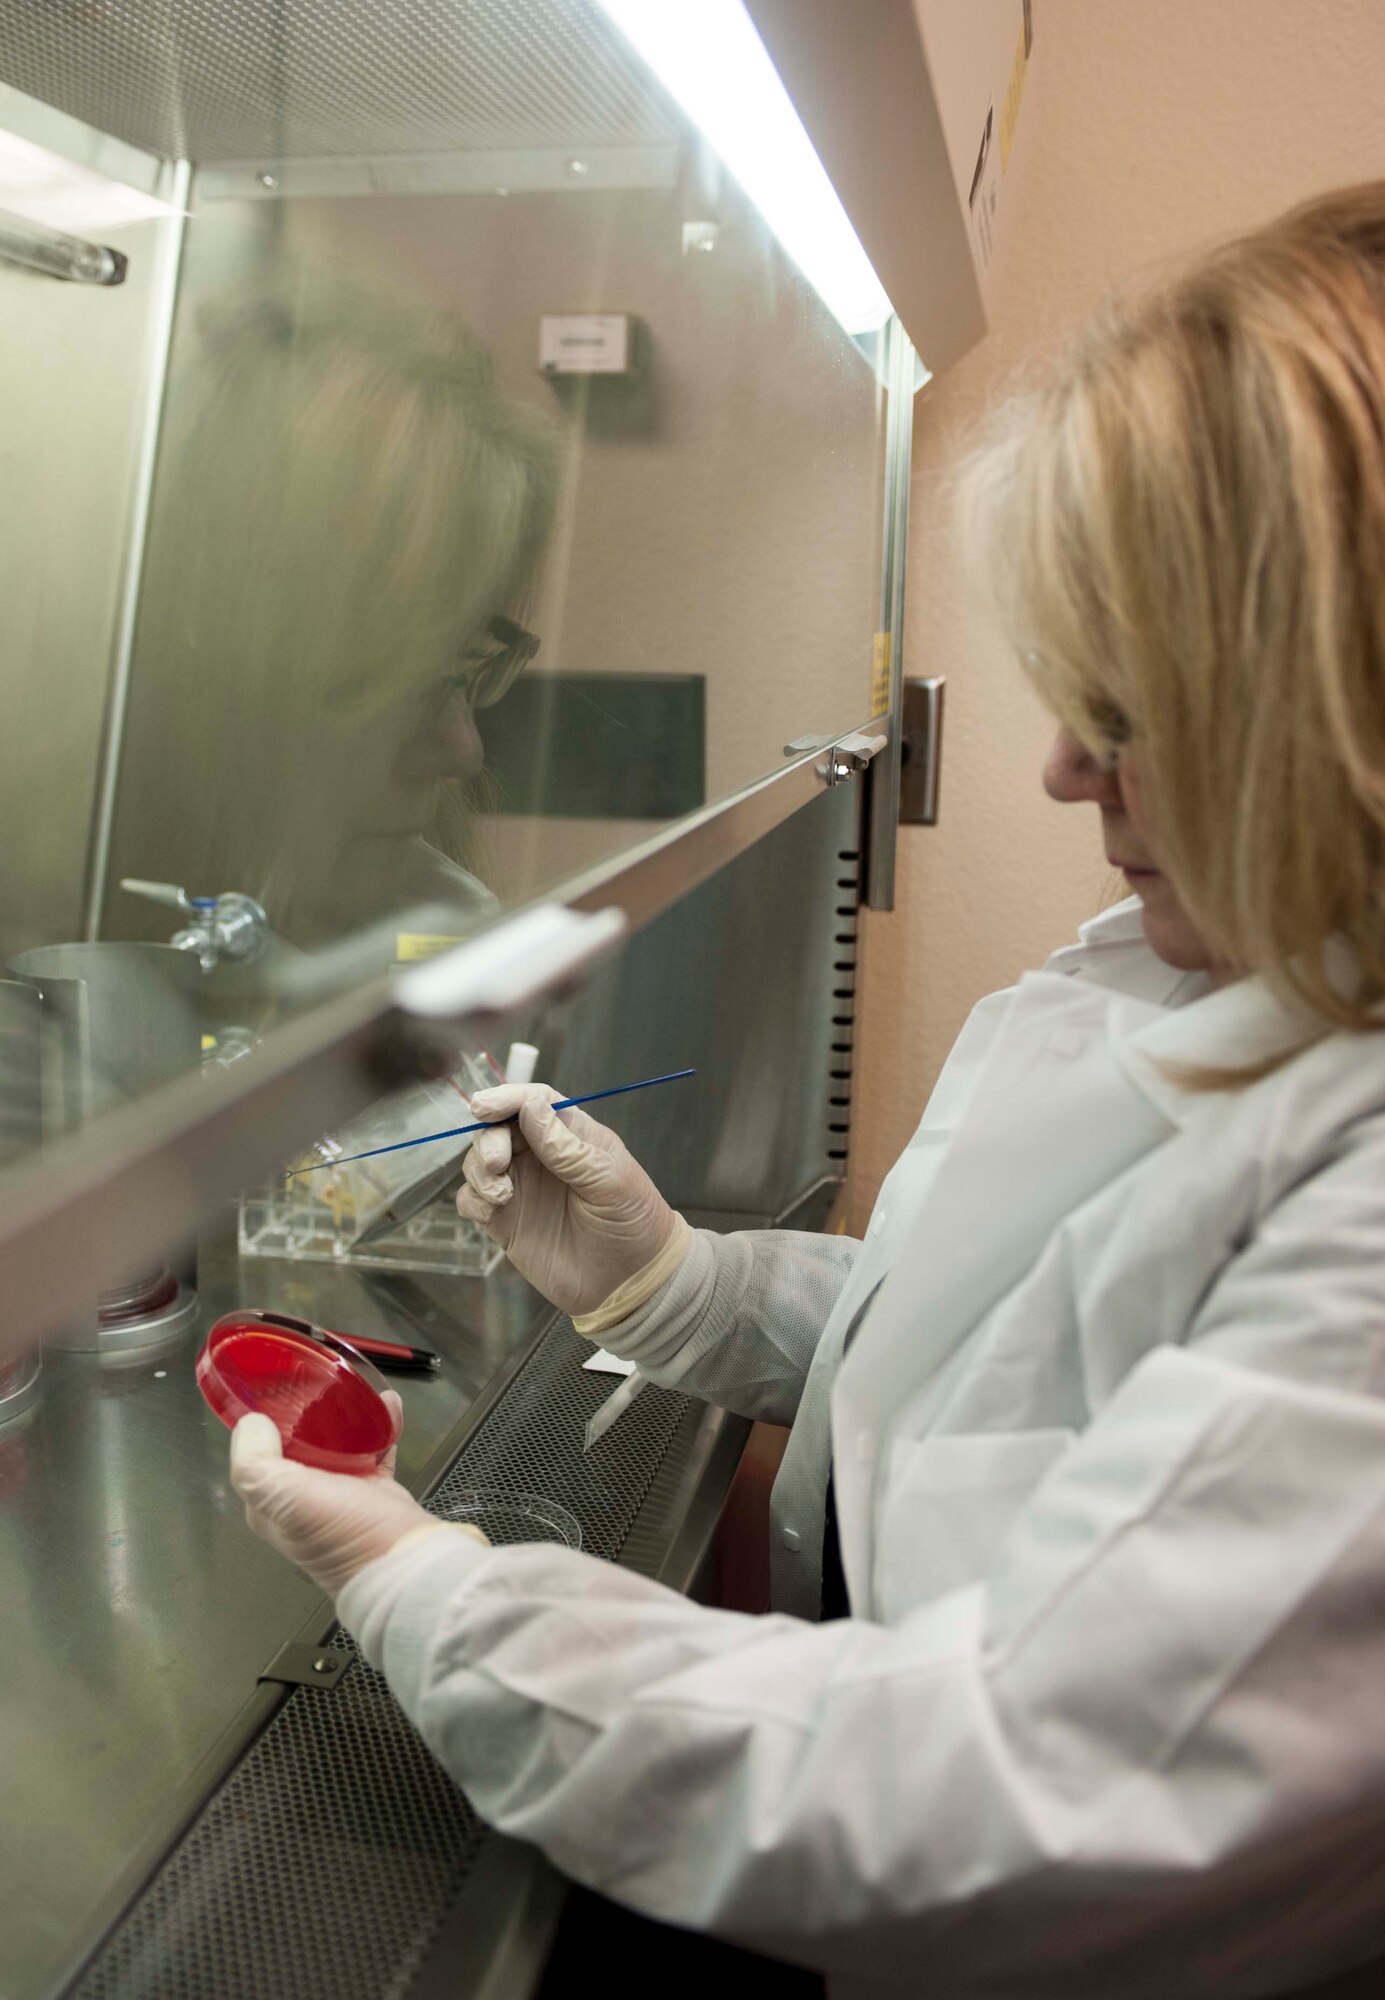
[594,0,893,335]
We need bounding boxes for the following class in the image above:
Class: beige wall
[849,0,1385,1230]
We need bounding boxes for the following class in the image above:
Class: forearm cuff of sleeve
[571,1213,693,1338]
[338,1519,493,1653]
[390,1520,489,1560]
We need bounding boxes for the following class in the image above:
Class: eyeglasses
[1087,698,1133,771]
[443,615,541,711]
[1025,654,1132,769]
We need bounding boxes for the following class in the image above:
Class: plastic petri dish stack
[197,1312,401,1476]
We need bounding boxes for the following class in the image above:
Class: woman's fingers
[469,1082,563,1123]
[458,1080,614,1220]
[516,1093,610,1191]
[457,1140,522,1240]
[378,1390,404,1479]
[461,1137,513,1208]
[457,1179,504,1227]
[466,1130,514,1195]
[467,1082,564,1176]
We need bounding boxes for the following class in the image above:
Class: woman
[231,185,1385,1995]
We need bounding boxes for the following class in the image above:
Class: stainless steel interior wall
[524,781,861,1220]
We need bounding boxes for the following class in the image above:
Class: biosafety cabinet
[0,3,1029,1993]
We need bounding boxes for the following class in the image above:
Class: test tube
[503,1042,540,1085]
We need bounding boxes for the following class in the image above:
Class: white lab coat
[341,902,1385,1997]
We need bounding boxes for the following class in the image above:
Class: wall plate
[899,676,945,824]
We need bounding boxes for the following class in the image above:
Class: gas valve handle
[119,879,270,970]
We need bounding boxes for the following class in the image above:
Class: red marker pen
[253,1311,440,1374]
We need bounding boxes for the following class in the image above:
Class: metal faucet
[120,879,271,973]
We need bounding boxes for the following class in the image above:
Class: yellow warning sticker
[395,932,463,963]
[1000,26,1028,172]
[871,631,892,716]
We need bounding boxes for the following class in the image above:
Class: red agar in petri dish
[197,1312,400,1475]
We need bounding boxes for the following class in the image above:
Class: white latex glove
[230,1400,488,1596]
[455,1083,689,1323]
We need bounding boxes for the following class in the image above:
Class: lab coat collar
[1075,896,1149,949]
[1062,896,1338,1129]
[1045,897,1200,1008]
[1112,971,1325,1128]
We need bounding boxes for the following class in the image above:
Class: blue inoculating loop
[293,1067,698,1173]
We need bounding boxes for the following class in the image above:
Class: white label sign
[539,313,631,375]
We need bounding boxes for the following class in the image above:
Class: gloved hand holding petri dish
[200,1315,489,1592]
[228,1407,481,1595]
[197,1312,402,1474]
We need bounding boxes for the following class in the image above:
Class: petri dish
[434,1487,582,1550]
[197,1312,401,1475]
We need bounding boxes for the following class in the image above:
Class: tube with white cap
[503,1042,540,1086]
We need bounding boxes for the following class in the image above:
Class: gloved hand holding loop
[456,1083,691,1330]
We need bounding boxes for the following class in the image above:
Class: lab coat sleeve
[588,1226,860,1425]
[341,1219,1385,1995]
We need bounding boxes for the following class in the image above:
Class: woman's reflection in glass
[133,287,559,957]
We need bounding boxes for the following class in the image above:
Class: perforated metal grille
[72,1319,693,2000]
[431,1324,690,1562]
[0,0,680,166]
[71,1633,488,2000]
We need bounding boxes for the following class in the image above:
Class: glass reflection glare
[2,0,896,1177]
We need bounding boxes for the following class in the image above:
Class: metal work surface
[66,1320,722,2000]
[0,1232,548,2000]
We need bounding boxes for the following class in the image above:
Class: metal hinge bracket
[815,732,889,788]
[259,1641,353,1691]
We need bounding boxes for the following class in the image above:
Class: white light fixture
[593,0,894,336]
[0,127,177,236]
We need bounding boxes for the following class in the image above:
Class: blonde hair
[965,182,1385,1054]
[113,281,559,943]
